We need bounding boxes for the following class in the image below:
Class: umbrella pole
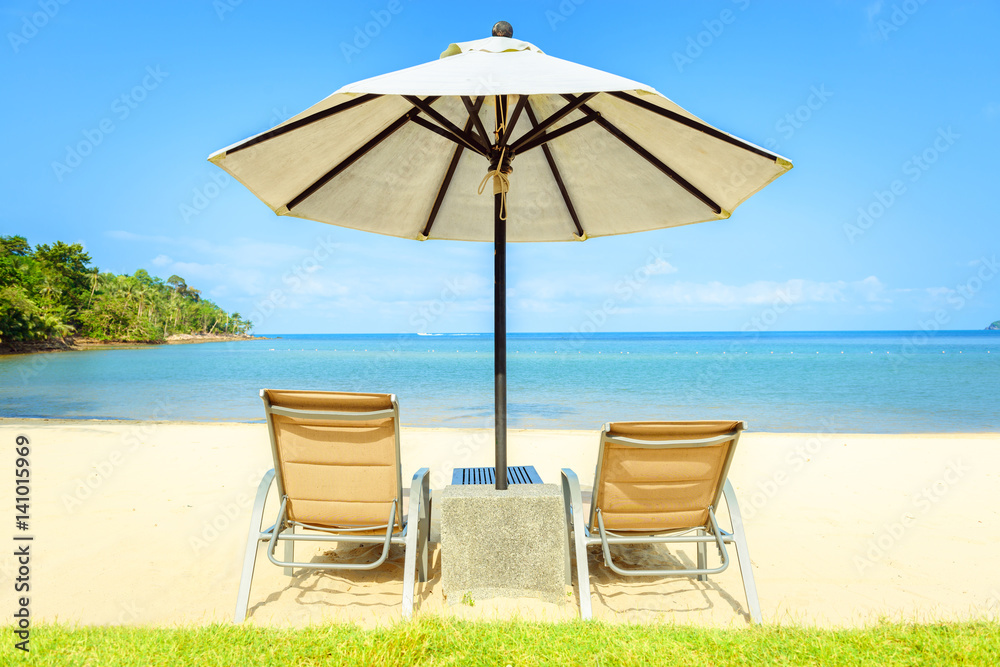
[494,189,508,491]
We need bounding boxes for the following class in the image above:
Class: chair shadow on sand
[245,502,753,623]
[588,542,753,622]
[249,543,413,618]
[571,482,755,624]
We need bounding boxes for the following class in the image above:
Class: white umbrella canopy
[209,25,792,489]
[209,34,791,243]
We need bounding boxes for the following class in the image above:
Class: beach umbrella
[209,22,792,490]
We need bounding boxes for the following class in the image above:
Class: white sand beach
[1,420,998,628]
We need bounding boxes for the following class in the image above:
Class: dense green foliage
[3,619,999,666]
[0,235,250,343]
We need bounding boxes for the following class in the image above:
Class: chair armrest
[562,468,594,619]
[253,468,277,539]
[407,468,430,527]
[561,469,588,539]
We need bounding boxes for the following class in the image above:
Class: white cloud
[924,286,951,300]
[510,273,896,313]
[856,275,890,302]
[107,230,174,244]
[515,298,562,314]
[642,276,891,309]
[644,257,678,275]
[107,230,334,270]
[102,224,952,332]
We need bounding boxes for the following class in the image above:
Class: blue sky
[3,0,998,333]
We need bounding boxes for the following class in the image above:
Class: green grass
[3,619,998,666]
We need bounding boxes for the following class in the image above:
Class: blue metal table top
[451,465,542,485]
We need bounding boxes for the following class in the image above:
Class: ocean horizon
[2,330,997,433]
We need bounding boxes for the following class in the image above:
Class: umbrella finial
[492,21,513,38]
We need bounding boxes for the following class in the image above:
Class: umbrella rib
[404,95,490,156]
[461,96,491,149]
[409,115,485,155]
[498,94,527,147]
[515,111,601,154]
[508,92,597,153]
[223,94,381,157]
[574,98,723,216]
[281,108,421,213]
[524,101,585,239]
[608,91,782,162]
[422,104,483,239]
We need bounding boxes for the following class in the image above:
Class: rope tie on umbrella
[478,156,511,219]
[480,95,512,220]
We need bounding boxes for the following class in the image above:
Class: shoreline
[0,333,269,356]
[1,420,998,628]
[4,417,1000,437]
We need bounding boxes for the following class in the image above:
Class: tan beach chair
[561,420,761,622]
[234,389,430,622]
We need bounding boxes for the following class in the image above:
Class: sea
[1,331,997,433]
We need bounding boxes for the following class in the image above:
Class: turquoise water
[1,332,997,432]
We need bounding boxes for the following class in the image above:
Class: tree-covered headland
[1,235,250,345]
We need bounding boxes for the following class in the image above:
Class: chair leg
[418,471,430,583]
[402,468,430,619]
[234,469,275,623]
[562,469,593,620]
[283,524,295,577]
[562,479,572,585]
[697,528,708,581]
[723,479,763,624]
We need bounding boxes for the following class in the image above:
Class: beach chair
[234,389,430,622]
[561,420,761,623]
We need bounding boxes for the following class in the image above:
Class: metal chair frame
[234,390,430,622]
[561,421,762,623]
